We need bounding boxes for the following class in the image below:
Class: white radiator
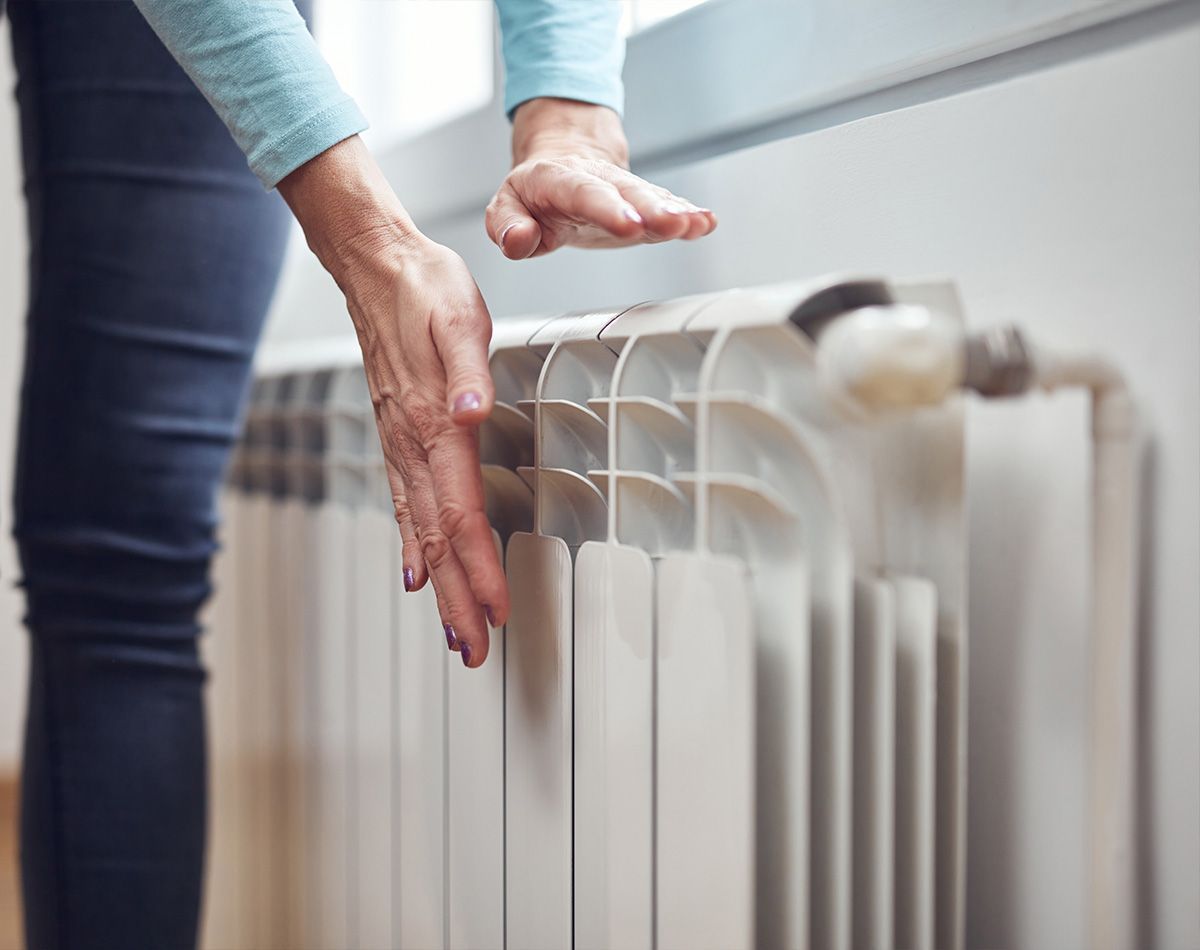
[201,274,1139,950]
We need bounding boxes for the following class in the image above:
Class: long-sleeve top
[130,0,625,188]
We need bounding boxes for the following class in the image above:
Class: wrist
[511,98,629,168]
[278,135,423,282]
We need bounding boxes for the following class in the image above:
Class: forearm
[278,137,415,275]
[133,0,366,187]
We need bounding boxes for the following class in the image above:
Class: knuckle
[574,179,615,208]
[400,395,445,446]
[392,495,411,527]
[438,501,485,544]
[442,308,492,346]
[528,158,559,179]
[581,157,611,177]
[388,419,425,465]
[397,387,426,418]
[370,382,398,415]
[418,529,452,571]
[403,538,424,563]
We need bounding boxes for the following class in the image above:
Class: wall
[264,10,1200,949]
[0,32,28,771]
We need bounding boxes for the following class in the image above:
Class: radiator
[201,274,1139,950]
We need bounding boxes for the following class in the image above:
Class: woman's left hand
[486,97,717,259]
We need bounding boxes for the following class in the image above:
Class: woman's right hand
[279,137,506,667]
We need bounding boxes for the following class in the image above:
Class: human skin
[278,97,716,667]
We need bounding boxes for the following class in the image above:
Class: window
[314,0,494,151]
[311,1,716,148]
[620,0,714,35]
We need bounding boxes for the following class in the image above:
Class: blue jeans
[6,2,299,946]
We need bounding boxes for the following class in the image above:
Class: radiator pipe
[817,308,1142,950]
[1028,343,1141,950]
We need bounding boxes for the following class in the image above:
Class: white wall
[265,15,1200,949]
[0,36,29,770]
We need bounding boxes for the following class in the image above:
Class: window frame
[375,0,1170,224]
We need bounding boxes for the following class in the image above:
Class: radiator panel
[893,575,939,950]
[394,560,447,950]
[239,495,278,949]
[573,540,654,950]
[504,531,574,950]
[352,507,396,948]
[206,276,969,950]
[310,503,353,950]
[656,553,756,950]
[202,497,241,950]
[446,531,506,950]
[852,578,898,950]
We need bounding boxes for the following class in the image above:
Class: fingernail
[485,604,497,627]
[499,222,516,251]
[453,391,482,415]
[623,205,644,224]
[444,623,458,651]
[403,567,415,591]
[660,202,686,215]
[460,642,473,667]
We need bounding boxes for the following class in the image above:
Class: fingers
[432,295,497,427]
[371,401,429,592]
[493,156,716,253]
[486,185,542,260]
[376,379,497,666]
[548,166,646,238]
[385,461,427,592]
[398,431,492,668]
[387,381,505,667]
[422,422,510,628]
[607,175,691,240]
[608,169,717,242]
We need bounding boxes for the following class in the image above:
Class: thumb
[486,185,542,260]
[434,299,496,426]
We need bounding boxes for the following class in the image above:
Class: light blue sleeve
[495,0,626,117]
[132,0,368,188]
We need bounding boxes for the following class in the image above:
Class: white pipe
[817,311,1143,949]
[1032,348,1142,950]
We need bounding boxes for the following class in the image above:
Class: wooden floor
[0,775,19,950]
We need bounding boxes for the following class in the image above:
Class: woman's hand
[280,137,505,668]
[278,107,715,668]
[487,97,717,259]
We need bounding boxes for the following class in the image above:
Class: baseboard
[0,773,20,950]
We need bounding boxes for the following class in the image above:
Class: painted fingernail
[660,202,686,215]
[499,222,517,251]
[485,604,497,627]
[403,567,415,591]
[623,205,644,224]
[453,391,482,415]
[460,641,473,667]
[444,623,458,651]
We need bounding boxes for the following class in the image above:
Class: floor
[0,775,19,950]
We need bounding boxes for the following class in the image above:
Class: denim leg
[6,1,297,946]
